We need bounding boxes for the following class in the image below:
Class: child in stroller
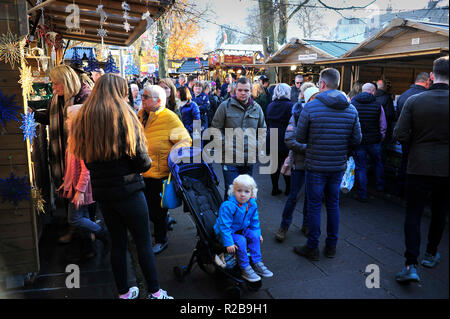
[214,174,273,282]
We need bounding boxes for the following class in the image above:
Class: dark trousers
[398,143,409,197]
[98,191,160,295]
[222,164,254,201]
[354,143,384,198]
[305,170,344,249]
[270,151,290,193]
[280,169,307,230]
[143,177,169,245]
[404,174,449,266]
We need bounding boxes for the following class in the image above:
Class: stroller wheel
[246,279,262,292]
[174,266,187,282]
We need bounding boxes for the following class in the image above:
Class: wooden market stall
[265,38,357,85]
[207,44,265,82]
[315,18,449,96]
[0,0,173,286]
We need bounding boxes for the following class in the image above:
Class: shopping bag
[280,156,291,176]
[340,156,355,193]
[160,173,182,209]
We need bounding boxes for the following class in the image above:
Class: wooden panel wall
[0,0,40,277]
[371,29,448,56]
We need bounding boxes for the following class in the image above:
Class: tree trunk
[277,0,288,46]
[258,0,277,83]
[157,18,169,79]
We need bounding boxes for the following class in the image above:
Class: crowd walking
[33,53,448,299]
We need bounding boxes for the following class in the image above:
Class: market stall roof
[265,38,357,64]
[316,18,449,65]
[27,0,174,46]
[176,58,208,74]
[205,44,264,56]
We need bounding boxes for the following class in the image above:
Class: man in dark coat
[393,56,449,283]
[290,75,304,103]
[351,83,387,202]
[395,72,430,196]
[375,80,396,146]
[294,68,361,261]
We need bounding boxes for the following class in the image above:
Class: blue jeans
[232,228,262,269]
[280,169,307,230]
[305,170,344,249]
[354,143,384,198]
[68,203,101,234]
[222,164,254,200]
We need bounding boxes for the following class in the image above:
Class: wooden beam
[28,0,57,14]
[53,21,133,36]
[62,33,125,46]
[53,0,159,18]
[47,8,140,26]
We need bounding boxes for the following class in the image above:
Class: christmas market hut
[207,44,265,83]
[265,38,357,85]
[315,18,449,96]
[176,57,209,79]
[0,0,174,288]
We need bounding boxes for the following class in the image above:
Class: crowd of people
[33,55,448,298]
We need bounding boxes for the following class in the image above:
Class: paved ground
[0,163,448,299]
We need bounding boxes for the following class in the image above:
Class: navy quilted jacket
[296,90,362,172]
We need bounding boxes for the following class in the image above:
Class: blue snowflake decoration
[20,111,38,142]
[0,172,31,208]
[0,89,21,129]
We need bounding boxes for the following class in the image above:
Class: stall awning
[27,0,174,46]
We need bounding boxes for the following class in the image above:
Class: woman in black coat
[266,83,294,196]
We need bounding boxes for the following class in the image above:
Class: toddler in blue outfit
[214,174,273,282]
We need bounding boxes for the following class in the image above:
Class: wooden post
[1,0,40,279]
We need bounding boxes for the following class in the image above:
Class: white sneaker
[149,289,174,299]
[119,286,139,299]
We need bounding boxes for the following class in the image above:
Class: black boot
[95,227,110,255]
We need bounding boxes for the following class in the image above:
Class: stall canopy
[266,38,357,66]
[27,0,174,46]
[316,18,449,65]
[177,58,208,74]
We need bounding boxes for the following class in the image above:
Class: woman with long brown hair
[70,73,173,299]
[158,78,181,118]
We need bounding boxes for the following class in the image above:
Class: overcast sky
[192,0,445,50]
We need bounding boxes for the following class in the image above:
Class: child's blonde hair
[227,174,258,198]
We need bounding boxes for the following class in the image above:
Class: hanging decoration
[71,47,82,65]
[19,64,34,100]
[196,57,201,65]
[122,2,131,32]
[0,172,31,208]
[125,54,139,76]
[0,90,21,129]
[31,187,46,215]
[84,50,99,72]
[142,10,154,31]
[96,3,108,49]
[104,52,120,74]
[20,111,39,143]
[0,31,26,69]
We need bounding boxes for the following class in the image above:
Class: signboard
[298,53,318,61]
[223,55,253,64]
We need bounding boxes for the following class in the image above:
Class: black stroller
[169,147,262,298]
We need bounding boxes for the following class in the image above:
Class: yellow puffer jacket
[138,106,192,179]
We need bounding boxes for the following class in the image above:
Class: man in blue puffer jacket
[192,80,211,131]
[294,68,362,261]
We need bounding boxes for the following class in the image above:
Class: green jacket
[211,97,266,165]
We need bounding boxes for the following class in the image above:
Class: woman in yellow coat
[138,85,192,254]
